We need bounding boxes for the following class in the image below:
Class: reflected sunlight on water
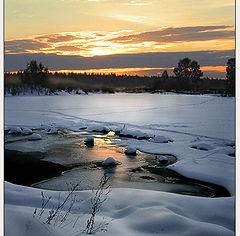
[5,128,230,197]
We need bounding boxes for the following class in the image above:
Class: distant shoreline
[5,71,234,96]
[4,88,233,97]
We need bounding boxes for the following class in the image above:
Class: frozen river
[5,93,236,194]
[5,93,235,141]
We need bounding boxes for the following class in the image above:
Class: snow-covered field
[4,93,235,235]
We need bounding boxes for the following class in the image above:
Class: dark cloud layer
[5,39,49,53]
[111,26,234,43]
[4,50,234,73]
[35,34,77,43]
[5,33,87,54]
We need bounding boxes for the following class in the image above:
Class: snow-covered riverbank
[5,182,235,236]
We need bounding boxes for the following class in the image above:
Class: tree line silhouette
[4,58,235,96]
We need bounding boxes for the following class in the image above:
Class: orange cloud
[5,26,234,57]
[201,66,226,73]
[111,26,234,43]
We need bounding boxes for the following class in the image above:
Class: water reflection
[5,128,230,197]
[103,166,117,178]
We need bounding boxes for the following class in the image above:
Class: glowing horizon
[7,65,228,79]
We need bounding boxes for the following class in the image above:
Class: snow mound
[124,146,137,155]
[28,133,42,141]
[150,135,169,143]
[102,157,117,166]
[47,127,58,134]
[88,125,110,133]
[8,127,22,134]
[158,156,168,164]
[118,129,150,139]
[84,136,94,144]
[192,143,214,151]
[21,128,33,135]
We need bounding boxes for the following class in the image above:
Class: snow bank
[5,182,235,236]
[5,88,87,97]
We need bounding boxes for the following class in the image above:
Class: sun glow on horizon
[7,65,228,79]
[48,65,226,74]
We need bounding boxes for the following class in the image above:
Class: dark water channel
[4,130,230,198]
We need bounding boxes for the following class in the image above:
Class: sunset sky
[4,0,235,78]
